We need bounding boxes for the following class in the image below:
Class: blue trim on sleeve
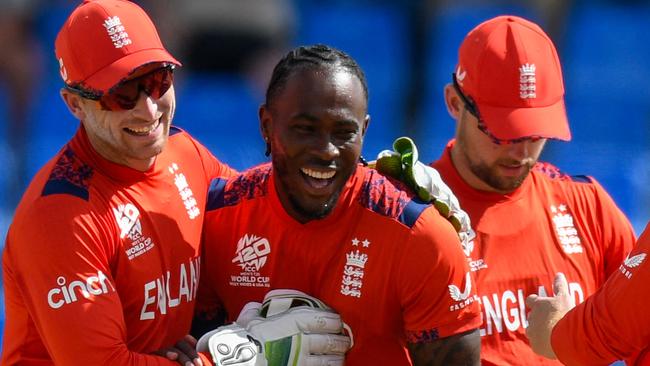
[206,178,228,211]
[42,180,89,201]
[570,175,592,183]
[169,126,182,136]
[398,198,429,228]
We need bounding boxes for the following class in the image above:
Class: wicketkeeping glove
[369,136,476,248]
[196,289,352,366]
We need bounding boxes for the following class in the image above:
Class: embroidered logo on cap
[456,66,467,84]
[519,63,537,99]
[103,16,132,49]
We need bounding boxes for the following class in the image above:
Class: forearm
[408,329,480,366]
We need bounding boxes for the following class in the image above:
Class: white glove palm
[197,290,352,366]
[371,137,476,248]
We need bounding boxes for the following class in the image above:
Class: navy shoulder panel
[169,126,183,136]
[399,198,430,228]
[358,169,430,228]
[533,162,593,184]
[42,146,94,200]
[569,174,593,183]
[206,165,271,211]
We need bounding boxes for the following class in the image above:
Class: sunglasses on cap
[452,73,541,145]
[66,65,175,111]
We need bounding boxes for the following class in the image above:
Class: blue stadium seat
[174,72,265,171]
[296,2,410,158]
[556,3,650,227]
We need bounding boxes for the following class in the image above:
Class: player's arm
[527,224,650,365]
[407,329,480,365]
[4,198,194,365]
[399,208,481,365]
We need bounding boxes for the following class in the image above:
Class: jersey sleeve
[551,223,650,365]
[2,196,181,366]
[590,179,636,278]
[397,207,481,342]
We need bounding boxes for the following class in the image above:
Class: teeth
[127,121,159,134]
[301,168,335,180]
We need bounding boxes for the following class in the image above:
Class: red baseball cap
[455,15,571,141]
[55,0,180,94]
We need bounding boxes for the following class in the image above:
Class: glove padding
[370,136,476,248]
[197,289,352,366]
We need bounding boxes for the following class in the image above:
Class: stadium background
[0,0,648,360]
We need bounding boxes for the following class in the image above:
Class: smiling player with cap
[426,15,636,365]
[1,0,239,364]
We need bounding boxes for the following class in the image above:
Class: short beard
[467,158,532,192]
[288,190,340,220]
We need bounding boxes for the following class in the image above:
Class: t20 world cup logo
[232,234,271,272]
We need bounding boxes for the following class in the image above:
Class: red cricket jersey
[198,164,481,365]
[552,222,650,366]
[2,126,235,365]
[431,140,635,365]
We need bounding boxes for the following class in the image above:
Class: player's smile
[124,120,161,136]
[300,167,337,193]
[123,119,164,143]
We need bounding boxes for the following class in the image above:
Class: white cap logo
[519,63,537,99]
[103,16,132,49]
[456,66,467,84]
[58,57,68,82]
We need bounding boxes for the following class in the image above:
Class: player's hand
[370,136,475,247]
[154,334,204,366]
[196,289,352,366]
[525,272,576,359]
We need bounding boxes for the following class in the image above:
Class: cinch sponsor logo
[47,271,115,309]
[479,282,584,336]
[140,257,201,320]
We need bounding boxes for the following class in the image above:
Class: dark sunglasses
[452,73,540,145]
[66,65,175,111]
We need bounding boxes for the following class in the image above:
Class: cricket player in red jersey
[1,1,239,364]
[526,223,650,365]
[428,16,636,365]
[195,45,481,365]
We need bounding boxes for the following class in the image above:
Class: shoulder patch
[42,146,94,200]
[568,174,593,183]
[358,169,429,228]
[206,165,271,211]
[533,162,593,184]
[169,126,183,136]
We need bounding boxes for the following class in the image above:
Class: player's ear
[444,83,463,120]
[259,103,272,150]
[60,88,88,121]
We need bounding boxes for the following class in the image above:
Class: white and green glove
[196,290,352,366]
[370,136,476,248]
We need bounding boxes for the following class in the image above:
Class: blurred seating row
[1,1,649,227]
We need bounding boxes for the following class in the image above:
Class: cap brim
[480,99,571,141]
[84,48,181,93]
